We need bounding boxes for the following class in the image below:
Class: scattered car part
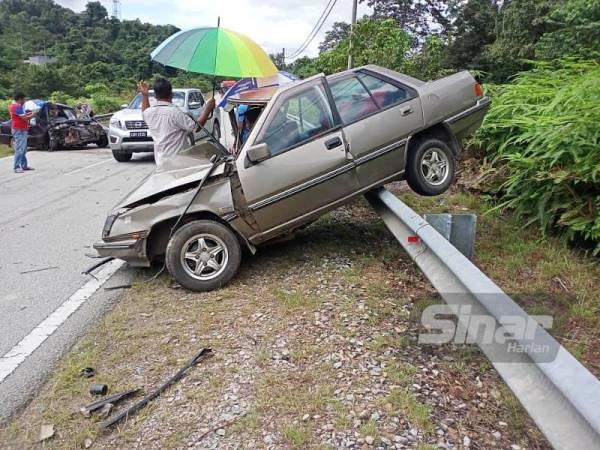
[19,266,59,275]
[104,284,132,291]
[83,257,115,277]
[100,348,213,429]
[80,388,141,417]
[38,424,55,442]
[90,384,108,396]
[80,367,96,378]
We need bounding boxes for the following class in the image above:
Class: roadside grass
[2,183,597,449]
[0,143,12,158]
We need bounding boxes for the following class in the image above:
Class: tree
[446,0,500,71]
[535,0,600,60]
[359,0,455,36]
[318,22,351,53]
[315,19,412,74]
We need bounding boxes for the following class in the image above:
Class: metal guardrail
[365,187,600,450]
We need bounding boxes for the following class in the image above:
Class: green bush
[477,60,600,251]
[0,99,10,122]
[90,94,124,114]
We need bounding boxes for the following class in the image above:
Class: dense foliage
[0,0,211,114]
[476,60,600,251]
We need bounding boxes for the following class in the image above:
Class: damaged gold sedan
[95,65,490,291]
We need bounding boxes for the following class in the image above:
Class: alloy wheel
[180,233,229,281]
[420,148,449,186]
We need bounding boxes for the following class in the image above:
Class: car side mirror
[247,143,270,163]
[120,103,128,109]
[189,101,203,109]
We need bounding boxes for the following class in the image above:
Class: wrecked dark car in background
[0,102,108,151]
[95,65,490,292]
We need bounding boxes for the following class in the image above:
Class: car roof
[226,65,424,106]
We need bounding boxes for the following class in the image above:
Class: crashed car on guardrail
[94,64,490,291]
[0,102,108,151]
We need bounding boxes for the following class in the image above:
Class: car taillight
[474,83,483,97]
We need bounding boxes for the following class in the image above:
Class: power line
[287,0,339,59]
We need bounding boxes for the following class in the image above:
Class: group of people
[8,77,257,173]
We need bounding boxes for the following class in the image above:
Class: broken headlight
[109,118,124,130]
[102,214,119,238]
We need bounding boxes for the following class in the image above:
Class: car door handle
[325,137,342,150]
[400,106,414,116]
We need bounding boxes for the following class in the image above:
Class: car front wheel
[112,149,132,162]
[406,138,455,196]
[165,220,242,292]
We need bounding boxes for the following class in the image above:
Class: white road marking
[65,158,113,176]
[0,259,125,383]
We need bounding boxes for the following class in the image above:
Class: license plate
[130,131,147,138]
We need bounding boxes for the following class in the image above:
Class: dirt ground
[2,178,598,450]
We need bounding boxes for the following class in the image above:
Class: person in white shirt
[139,78,215,166]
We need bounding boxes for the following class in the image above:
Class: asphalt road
[0,147,155,420]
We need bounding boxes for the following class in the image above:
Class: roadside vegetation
[475,60,600,253]
[1,181,598,449]
[0,144,12,158]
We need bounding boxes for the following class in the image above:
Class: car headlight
[109,118,124,130]
[102,214,119,238]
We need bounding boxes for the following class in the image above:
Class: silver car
[109,88,221,162]
[95,65,490,291]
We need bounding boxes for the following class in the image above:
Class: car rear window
[357,73,408,108]
[329,76,378,124]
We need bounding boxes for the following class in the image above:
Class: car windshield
[128,92,186,109]
[62,108,77,120]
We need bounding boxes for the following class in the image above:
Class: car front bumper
[93,237,151,267]
[109,127,155,153]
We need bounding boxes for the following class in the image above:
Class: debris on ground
[80,388,141,418]
[80,367,95,378]
[38,424,54,442]
[89,384,108,396]
[100,348,213,429]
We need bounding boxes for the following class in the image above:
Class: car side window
[256,82,334,156]
[357,73,408,108]
[329,76,378,124]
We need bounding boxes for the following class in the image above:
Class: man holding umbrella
[138,78,216,166]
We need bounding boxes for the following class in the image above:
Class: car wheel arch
[146,211,253,261]
[406,123,460,160]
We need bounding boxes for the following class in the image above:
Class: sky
[56,0,373,59]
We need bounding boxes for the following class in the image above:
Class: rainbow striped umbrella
[150,27,278,78]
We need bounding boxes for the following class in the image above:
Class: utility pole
[347,0,358,69]
[282,47,286,70]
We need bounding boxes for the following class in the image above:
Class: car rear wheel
[406,138,455,196]
[165,220,242,292]
[112,149,132,162]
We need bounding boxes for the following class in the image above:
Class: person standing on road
[9,92,33,173]
[139,78,216,167]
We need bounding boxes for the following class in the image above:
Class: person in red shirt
[9,92,33,173]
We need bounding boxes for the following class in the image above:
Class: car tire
[96,135,109,148]
[112,149,132,162]
[212,122,221,141]
[165,220,242,292]
[406,138,455,196]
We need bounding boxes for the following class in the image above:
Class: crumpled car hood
[116,141,226,209]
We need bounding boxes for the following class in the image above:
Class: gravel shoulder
[1,178,598,450]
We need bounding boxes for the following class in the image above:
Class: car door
[187,91,207,140]
[328,70,424,188]
[236,76,358,239]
